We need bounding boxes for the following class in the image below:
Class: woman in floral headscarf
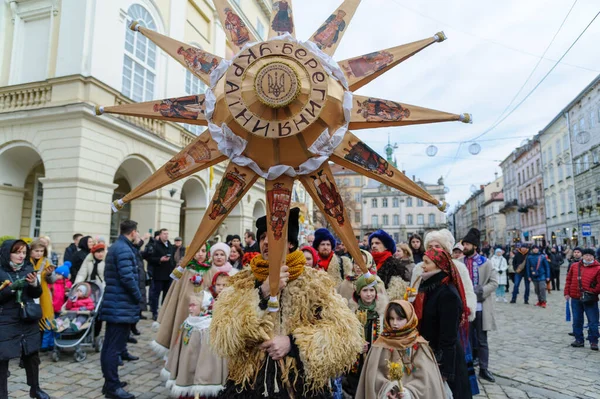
[356,300,448,399]
[412,248,472,399]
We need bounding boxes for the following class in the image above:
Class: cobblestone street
[6,269,600,398]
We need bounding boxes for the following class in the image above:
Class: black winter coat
[147,240,174,281]
[418,271,472,399]
[63,243,78,263]
[70,236,92,283]
[0,241,43,361]
[512,251,529,277]
[378,256,411,288]
[99,235,142,324]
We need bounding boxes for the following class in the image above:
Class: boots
[0,360,9,399]
[23,354,50,399]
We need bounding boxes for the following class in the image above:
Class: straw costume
[210,208,364,398]
[356,300,448,399]
[163,292,228,398]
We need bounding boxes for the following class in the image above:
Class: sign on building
[582,224,592,237]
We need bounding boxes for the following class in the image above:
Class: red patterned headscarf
[423,248,470,328]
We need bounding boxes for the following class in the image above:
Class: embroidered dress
[163,297,228,398]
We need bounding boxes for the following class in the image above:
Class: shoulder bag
[515,255,527,274]
[578,263,597,305]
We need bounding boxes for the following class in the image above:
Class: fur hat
[91,243,105,254]
[256,207,301,247]
[452,242,464,252]
[369,229,396,254]
[462,228,481,248]
[55,262,71,278]
[313,228,336,250]
[210,242,231,259]
[425,229,455,253]
[582,248,595,256]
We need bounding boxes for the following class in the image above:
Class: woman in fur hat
[210,243,238,275]
[312,228,353,288]
[210,208,364,398]
[370,230,410,301]
[163,292,228,398]
[413,248,473,399]
[342,274,388,397]
[356,300,449,399]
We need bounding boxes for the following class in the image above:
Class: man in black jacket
[63,233,82,263]
[548,246,564,291]
[147,228,174,321]
[510,245,530,304]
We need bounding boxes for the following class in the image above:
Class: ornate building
[568,74,600,247]
[499,150,521,243]
[0,0,274,251]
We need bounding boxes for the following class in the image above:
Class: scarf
[372,250,393,271]
[214,262,233,273]
[188,258,212,273]
[465,253,486,287]
[249,250,306,283]
[91,258,102,282]
[31,257,55,330]
[316,251,334,271]
[373,300,427,351]
[10,261,24,271]
[358,299,378,321]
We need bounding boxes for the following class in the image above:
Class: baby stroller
[51,281,104,362]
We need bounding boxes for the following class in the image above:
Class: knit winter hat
[210,242,231,259]
[573,247,583,253]
[313,228,336,250]
[369,229,396,254]
[55,262,71,278]
[462,228,481,248]
[495,248,503,255]
[91,243,105,254]
[76,283,89,297]
[360,249,375,270]
[452,242,464,252]
[355,273,377,294]
[424,229,455,253]
[582,248,595,256]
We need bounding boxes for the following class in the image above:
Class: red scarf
[372,250,393,271]
[317,251,334,271]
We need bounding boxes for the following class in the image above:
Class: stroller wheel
[95,336,104,353]
[74,349,87,362]
[51,351,60,362]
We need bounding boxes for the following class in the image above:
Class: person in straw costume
[356,300,449,399]
[151,243,216,357]
[210,208,364,398]
[162,292,228,398]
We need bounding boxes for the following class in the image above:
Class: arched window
[122,5,157,102]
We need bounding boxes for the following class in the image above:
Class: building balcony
[499,199,518,214]
[0,75,195,149]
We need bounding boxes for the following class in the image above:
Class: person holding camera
[147,228,174,321]
[0,239,49,399]
[564,248,600,351]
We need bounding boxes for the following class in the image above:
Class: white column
[130,196,159,236]
[183,206,205,246]
[0,186,25,238]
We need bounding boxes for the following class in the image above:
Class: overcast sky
[291,0,600,207]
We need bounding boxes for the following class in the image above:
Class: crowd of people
[1,216,599,399]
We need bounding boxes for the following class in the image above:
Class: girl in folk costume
[370,230,409,301]
[356,300,448,399]
[210,208,364,398]
[163,293,228,398]
[491,248,509,302]
[413,249,473,399]
[343,274,388,397]
[301,246,318,268]
[312,228,353,288]
[152,244,214,357]
[29,240,57,351]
